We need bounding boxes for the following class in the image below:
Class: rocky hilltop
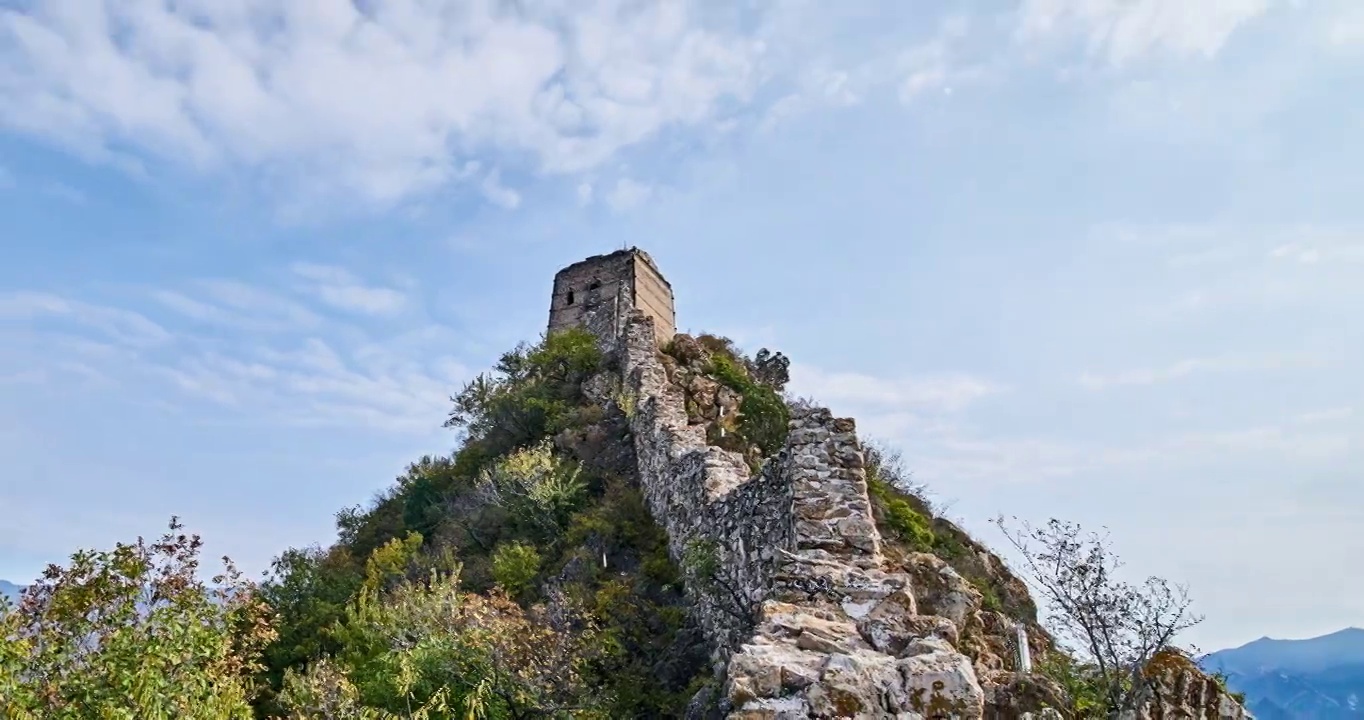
[560,277,1250,719]
[0,250,1257,719]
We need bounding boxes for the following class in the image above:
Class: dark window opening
[588,281,601,291]
[566,289,575,305]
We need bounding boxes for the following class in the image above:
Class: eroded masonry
[550,248,1249,720]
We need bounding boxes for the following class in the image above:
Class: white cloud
[1327,4,1364,46]
[1016,0,1273,66]
[0,0,763,209]
[897,15,974,102]
[605,177,653,213]
[1293,407,1354,425]
[1,278,468,434]
[0,291,171,347]
[1078,351,1328,390]
[480,169,522,210]
[790,365,1003,415]
[290,263,409,317]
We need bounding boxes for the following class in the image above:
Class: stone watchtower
[547,247,676,346]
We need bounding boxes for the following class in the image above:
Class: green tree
[256,544,364,714]
[476,440,588,542]
[445,328,603,463]
[0,518,276,720]
[490,542,542,600]
[286,572,609,719]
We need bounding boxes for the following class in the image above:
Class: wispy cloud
[290,263,410,317]
[0,0,1285,215]
[1078,351,1329,390]
[0,273,470,434]
[0,1,764,209]
[1015,0,1274,66]
[0,291,171,347]
[791,365,1004,415]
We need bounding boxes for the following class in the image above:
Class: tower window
[566,289,575,305]
[589,281,601,290]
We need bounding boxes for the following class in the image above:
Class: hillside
[0,580,19,603]
[0,249,1252,719]
[1203,629,1364,719]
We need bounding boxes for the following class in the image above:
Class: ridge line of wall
[616,311,988,719]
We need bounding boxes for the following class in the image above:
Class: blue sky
[1,0,1360,652]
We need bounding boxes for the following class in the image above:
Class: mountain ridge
[1203,628,1364,720]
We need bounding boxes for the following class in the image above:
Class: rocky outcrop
[581,306,1247,720]
[612,311,988,718]
[1126,650,1251,720]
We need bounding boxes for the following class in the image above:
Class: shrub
[478,440,588,542]
[288,574,608,719]
[0,518,276,719]
[706,353,791,457]
[882,494,936,549]
[445,327,604,463]
[491,542,542,599]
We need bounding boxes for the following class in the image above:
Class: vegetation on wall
[663,333,792,462]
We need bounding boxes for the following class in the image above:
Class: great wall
[549,247,1250,719]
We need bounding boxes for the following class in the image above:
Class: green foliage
[445,327,603,465]
[257,545,364,709]
[748,348,790,392]
[866,475,935,550]
[882,494,936,549]
[253,327,707,718]
[0,518,276,720]
[491,542,541,598]
[559,481,706,717]
[706,352,791,456]
[478,441,588,543]
[285,572,610,719]
[362,532,425,596]
[1034,652,1110,719]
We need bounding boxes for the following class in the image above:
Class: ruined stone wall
[606,303,1247,720]
[632,250,676,341]
[548,248,674,345]
[617,310,987,718]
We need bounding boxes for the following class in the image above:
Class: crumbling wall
[618,310,986,718]
[603,305,1247,720]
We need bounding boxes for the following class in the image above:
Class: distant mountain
[1202,628,1364,719]
[0,580,22,603]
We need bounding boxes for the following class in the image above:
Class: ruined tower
[547,247,675,345]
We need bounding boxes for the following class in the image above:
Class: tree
[476,440,588,542]
[286,571,610,719]
[992,516,1202,718]
[444,328,603,461]
[747,348,790,393]
[0,517,276,720]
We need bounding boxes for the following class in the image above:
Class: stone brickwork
[547,247,675,345]
[552,250,1249,720]
[617,311,986,719]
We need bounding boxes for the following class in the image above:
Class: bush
[287,574,609,719]
[491,542,542,599]
[707,353,791,456]
[883,496,935,549]
[0,518,276,719]
[445,327,604,464]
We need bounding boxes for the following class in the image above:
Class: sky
[0,0,1360,653]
